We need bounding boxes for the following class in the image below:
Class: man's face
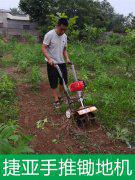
[56,24,68,36]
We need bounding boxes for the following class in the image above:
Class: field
[0,31,135,154]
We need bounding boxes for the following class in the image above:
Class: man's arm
[42,44,54,65]
[63,47,70,63]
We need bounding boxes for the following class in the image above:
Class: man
[42,18,71,108]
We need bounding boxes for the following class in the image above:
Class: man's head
[56,18,69,36]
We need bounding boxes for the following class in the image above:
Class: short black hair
[57,18,69,27]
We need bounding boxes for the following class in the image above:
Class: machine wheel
[75,112,96,127]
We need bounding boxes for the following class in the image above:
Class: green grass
[68,36,135,142]
[0,30,134,145]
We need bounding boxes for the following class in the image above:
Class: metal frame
[55,63,85,110]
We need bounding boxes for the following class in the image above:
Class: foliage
[1,27,135,146]
[106,33,124,45]
[0,104,33,153]
[0,38,15,58]
[10,7,24,15]
[17,59,30,73]
[47,12,79,41]
[107,124,131,144]
[19,0,55,24]
[124,13,135,30]
[0,73,18,123]
[124,29,135,55]
[0,39,6,57]
[97,44,124,64]
[0,73,33,153]
[110,14,126,33]
[20,0,134,34]
[36,118,48,130]
[13,43,44,72]
[0,100,19,123]
[67,40,135,141]
[0,122,34,154]
[0,74,15,99]
[83,25,106,42]
[22,32,37,44]
[29,65,42,86]
[19,0,133,33]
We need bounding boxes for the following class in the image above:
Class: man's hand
[42,44,55,66]
[48,58,55,66]
[66,59,71,64]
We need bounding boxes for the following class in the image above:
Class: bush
[106,33,124,45]
[22,32,37,44]
[0,73,33,153]
[30,65,42,86]
[0,100,19,123]
[83,25,106,43]
[17,59,30,72]
[124,29,135,55]
[91,74,134,133]
[0,39,6,57]
[0,73,18,123]
[69,40,134,140]
[47,12,79,41]
[0,73,15,99]
[96,44,124,64]
[0,122,34,154]
[13,43,44,71]
[0,38,16,58]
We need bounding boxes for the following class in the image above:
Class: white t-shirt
[43,29,67,64]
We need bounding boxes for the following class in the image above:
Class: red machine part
[69,81,85,92]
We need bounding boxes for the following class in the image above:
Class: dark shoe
[53,101,60,109]
[58,96,63,103]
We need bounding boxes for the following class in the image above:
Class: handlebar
[47,60,74,67]
[55,61,73,66]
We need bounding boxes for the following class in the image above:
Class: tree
[99,0,115,30]
[131,16,135,29]
[20,0,131,33]
[19,0,57,24]
[54,0,115,29]
[125,13,135,30]
[10,8,25,15]
[19,0,115,29]
[110,14,126,33]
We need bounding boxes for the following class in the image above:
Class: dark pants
[47,63,68,89]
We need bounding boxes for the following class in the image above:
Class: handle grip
[67,61,73,65]
[55,61,73,66]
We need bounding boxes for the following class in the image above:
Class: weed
[0,122,34,154]
[107,124,131,145]
[52,139,59,144]
[0,73,15,99]
[36,118,48,130]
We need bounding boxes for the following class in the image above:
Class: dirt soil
[3,65,135,154]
